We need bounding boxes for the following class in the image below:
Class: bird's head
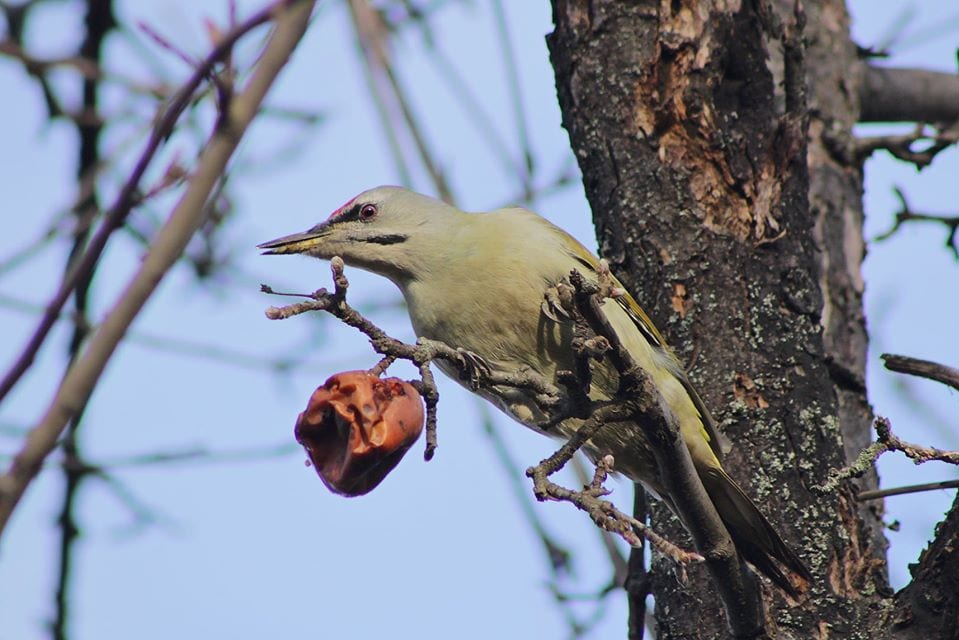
[258,186,457,285]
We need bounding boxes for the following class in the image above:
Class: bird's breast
[403,272,568,372]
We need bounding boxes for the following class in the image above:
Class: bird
[258,185,811,596]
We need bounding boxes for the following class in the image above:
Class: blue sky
[1,2,957,638]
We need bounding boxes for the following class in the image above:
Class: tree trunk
[548,1,893,636]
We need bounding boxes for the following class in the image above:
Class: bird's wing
[565,244,730,462]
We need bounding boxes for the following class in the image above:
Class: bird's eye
[359,204,377,220]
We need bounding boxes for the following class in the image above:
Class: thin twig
[873,187,959,258]
[882,353,959,392]
[0,0,302,405]
[0,291,317,375]
[0,441,299,471]
[818,416,959,494]
[856,122,959,168]
[53,2,115,635]
[491,0,534,201]
[262,258,565,460]
[529,450,702,567]
[569,455,629,580]
[346,0,453,202]
[475,401,609,637]
[816,439,888,493]
[626,485,650,640]
[875,416,959,465]
[0,0,318,538]
[345,1,413,186]
[858,479,959,501]
[564,268,763,636]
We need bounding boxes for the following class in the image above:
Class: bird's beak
[257,225,328,255]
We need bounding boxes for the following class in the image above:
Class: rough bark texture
[892,493,959,639]
[548,1,891,637]
[799,0,890,590]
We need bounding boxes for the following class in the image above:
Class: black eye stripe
[330,202,380,224]
[365,233,406,245]
[330,203,363,224]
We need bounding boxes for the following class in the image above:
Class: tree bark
[892,493,959,639]
[548,1,895,636]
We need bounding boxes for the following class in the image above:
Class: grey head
[257,186,461,285]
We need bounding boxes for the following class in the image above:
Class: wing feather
[564,240,730,461]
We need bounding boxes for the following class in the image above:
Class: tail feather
[700,466,812,598]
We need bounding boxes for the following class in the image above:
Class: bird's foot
[541,282,575,323]
[416,339,492,391]
[455,348,492,390]
[595,259,626,300]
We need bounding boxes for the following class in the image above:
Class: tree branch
[565,270,764,638]
[0,0,301,405]
[346,0,453,202]
[0,0,317,538]
[262,261,565,461]
[860,65,959,124]
[874,187,959,258]
[527,447,702,569]
[882,353,959,392]
[626,485,650,640]
[54,1,116,636]
[857,479,959,502]
[856,123,959,169]
[819,416,959,494]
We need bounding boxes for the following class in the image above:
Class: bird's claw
[595,259,625,299]
[457,348,492,390]
[542,283,574,323]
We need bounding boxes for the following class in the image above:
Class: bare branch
[0,0,318,538]
[817,438,889,493]
[491,0,534,200]
[0,39,103,80]
[54,2,117,635]
[874,187,959,258]
[860,65,959,124]
[626,485,650,640]
[528,449,702,568]
[346,0,453,201]
[858,479,959,501]
[567,456,630,581]
[475,402,616,638]
[856,123,959,169]
[819,416,959,494]
[882,353,959,392]
[0,0,302,405]
[262,258,565,460]
[0,441,298,472]
[874,417,959,466]
[564,269,764,637]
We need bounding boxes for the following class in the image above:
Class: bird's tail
[699,466,812,598]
